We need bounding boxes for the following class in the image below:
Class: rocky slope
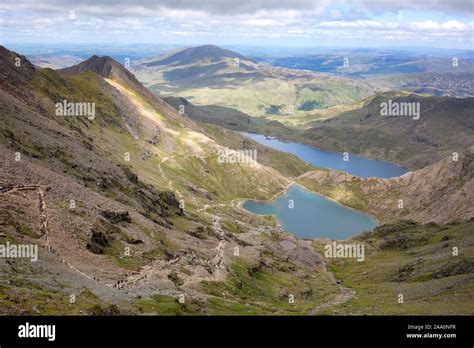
[0,45,338,315]
[299,147,474,224]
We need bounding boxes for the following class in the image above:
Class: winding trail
[1,185,110,285]
[210,215,227,277]
[1,179,354,313]
[157,154,228,278]
[157,156,183,199]
[309,259,355,315]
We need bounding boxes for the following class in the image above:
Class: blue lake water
[240,132,407,179]
[243,185,378,239]
[239,132,409,238]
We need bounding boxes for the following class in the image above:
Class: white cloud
[410,20,440,30]
[441,20,468,31]
[319,20,392,29]
[242,19,283,27]
[1,0,472,47]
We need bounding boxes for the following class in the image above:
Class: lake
[242,185,378,239]
[239,131,408,238]
[240,132,407,178]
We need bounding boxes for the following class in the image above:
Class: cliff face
[386,147,473,223]
[300,147,474,224]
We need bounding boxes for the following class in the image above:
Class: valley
[0,43,473,316]
[131,45,377,118]
[2,1,474,345]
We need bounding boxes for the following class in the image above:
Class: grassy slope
[201,258,336,315]
[165,91,474,170]
[298,173,370,212]
[313,220,474,315]
[1,62,327,315]
[299,92,474,168]
[197,122,314,178]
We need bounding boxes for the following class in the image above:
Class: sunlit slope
[0,47,325,314]
[299,91,474,168]
[56,54,293,203]
[131,45,376,118]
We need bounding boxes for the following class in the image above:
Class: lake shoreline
[240,131,409,178]
[242,129,411,170]
[239,182,380,223]
[234,130,409,239]
[238,183,379,240]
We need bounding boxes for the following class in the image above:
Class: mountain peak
[0,45,36,93]
[146,44,250,67]
[58,54,146,92]
[59,54,122,78]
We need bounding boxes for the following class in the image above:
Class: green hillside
[132,45,376,118]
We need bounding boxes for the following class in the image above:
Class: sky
[1,0,473,49]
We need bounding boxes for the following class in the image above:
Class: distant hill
[135,44,263,86]
[145,44,251,67]
[28,54,84,69]
[131,45,376,117]
[264,52,474,77]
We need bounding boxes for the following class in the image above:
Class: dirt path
[157,155,228,278]
[211,215,226,276]
[157,155,185,199]
[309,259,355,315]
[1,185,120,288]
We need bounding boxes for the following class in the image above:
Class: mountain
[134,44,263,87]
[0,46,330,315]
[58,55,150,96]
[1,45,472,315]
[144,44,251,67]
[131,45,376,118]
[0,46,36,95]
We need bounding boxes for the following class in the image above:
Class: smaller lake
[241,132,407,179]
[242,185,378,239]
